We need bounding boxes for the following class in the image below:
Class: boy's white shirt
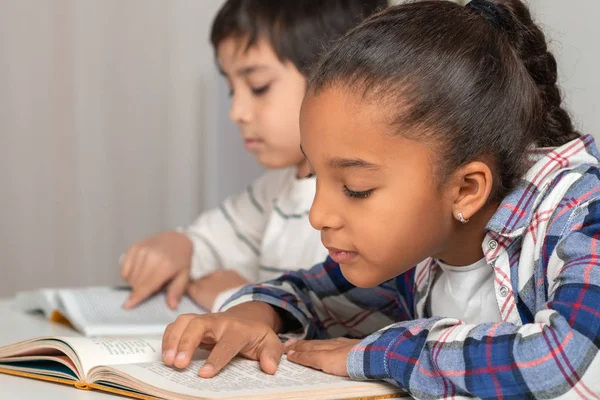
[181,168,327,311]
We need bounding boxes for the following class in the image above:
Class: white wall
[0,0,255,296]
[528,0,600,141]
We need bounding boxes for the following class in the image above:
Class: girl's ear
[449,161,494,222]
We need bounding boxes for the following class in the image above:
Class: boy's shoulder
[254,167,297,187]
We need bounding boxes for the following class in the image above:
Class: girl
[161,0,600,398]
[119,0,387,312]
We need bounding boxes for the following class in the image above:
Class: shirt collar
[486,134,600,238]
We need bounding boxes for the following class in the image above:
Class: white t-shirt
[428,257,502,325]
[182,168,327,311]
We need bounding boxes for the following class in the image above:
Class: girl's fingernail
[200,364,214,373]
[176,352,186,361]
[164,349,176,360]
[287,350,295,356]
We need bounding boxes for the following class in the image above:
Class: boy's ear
[449,161,494,221]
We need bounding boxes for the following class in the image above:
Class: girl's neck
[439,202,500,266]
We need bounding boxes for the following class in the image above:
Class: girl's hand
[187,270,250,310]
[162,302,283,377]
[284,338,361,377]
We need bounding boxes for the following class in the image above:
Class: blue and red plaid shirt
[222,135,600,399]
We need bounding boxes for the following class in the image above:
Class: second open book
[12,286,206,336]
[0,336,407,400]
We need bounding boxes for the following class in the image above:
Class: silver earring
[457,212,469,224]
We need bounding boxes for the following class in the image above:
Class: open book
[12,287,206,336]
[0,336,407,400]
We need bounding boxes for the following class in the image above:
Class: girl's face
[217,36,307,170]
[300,86,459,288]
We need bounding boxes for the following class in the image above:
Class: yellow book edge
[49,310,76,330]
[0,367,405,400]
[0,367,159,400]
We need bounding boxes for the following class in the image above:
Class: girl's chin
[339,262,390,289]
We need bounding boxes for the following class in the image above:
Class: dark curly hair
[309,0,579,201]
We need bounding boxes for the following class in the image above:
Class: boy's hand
[284,338,360,377]
[121,231,193,310]
[162,302,284,377]
[187,270,251,310]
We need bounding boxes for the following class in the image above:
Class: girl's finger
[257,333,284,375]
[286,349,325,371]
[199,330,248,378]
[285,339,340,353]
[162,314,197,366]
[173,318,208,369]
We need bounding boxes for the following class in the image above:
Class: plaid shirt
[222,135,600,399]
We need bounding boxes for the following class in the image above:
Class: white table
[0,298,115,399]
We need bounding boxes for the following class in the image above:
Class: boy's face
[217,36,307,170]
[300,86,458,288]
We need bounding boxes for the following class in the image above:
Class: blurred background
[0,0,598,297]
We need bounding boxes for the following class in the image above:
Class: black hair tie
[466,0,506,29]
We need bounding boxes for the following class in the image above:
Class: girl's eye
[344,186,374,199]
[228,89,234,97]
[251,84,270,96]
[305,173,315,179]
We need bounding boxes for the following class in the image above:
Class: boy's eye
[251,84,270,96]
[228,89,234,97]
[343,186,374,199]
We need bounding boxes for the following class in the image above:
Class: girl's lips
[328,249,358,264]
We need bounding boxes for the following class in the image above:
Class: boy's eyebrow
[218,65,270,78]
[236,65,269,76]
[300,145,380,171]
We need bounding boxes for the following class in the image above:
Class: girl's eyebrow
[300,145,380,171]
[328,157,380,171]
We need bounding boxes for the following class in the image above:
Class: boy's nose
[229,95,252,125]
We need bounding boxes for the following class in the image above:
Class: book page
[63,337,163,377]
[12,289,60,317]
[107,353,372,398]
[58,287,205,335]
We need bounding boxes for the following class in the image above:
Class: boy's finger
[123,276,160,309]
[162,314,196,366]
[199,331,247,378]
[167,270,189,310]
[120,247,138,280]
[128,248,149,285]
[124,261,170,309]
